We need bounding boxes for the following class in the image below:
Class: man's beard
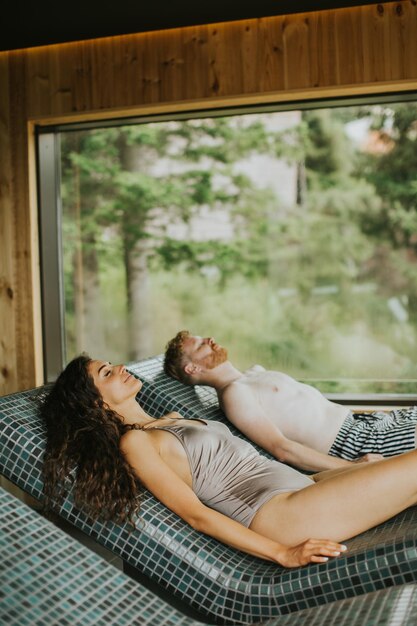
[201,346,228,369]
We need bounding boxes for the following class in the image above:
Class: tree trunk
[119,138,153,360]
[296,160,307,207]
[74,234,105,356]
[125,239,152,360]
[71,157,105,358]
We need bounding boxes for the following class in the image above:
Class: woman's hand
[276,539,347,568]
[353,453,384,464]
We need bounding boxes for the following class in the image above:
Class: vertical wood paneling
[73,40,94,111]
[9,50,37,392]
[257,18,285,93]
[26,46,55,116]
[0,53,18,394]
[1,1,417,394]
[239,21,258,94]
[215,20,246,96]
[308,11,338,89]
[160,29,185,103]
[113,35,141,107]
[361,3,386,82]
[402,1,417,82]
[282,15,311,89]
[182,25,210,100]
[20,3,417,115]
[391,1,417,80]
[49,44,74,114]
[207,22,242,97]
[388,2,405,79]
[334,7,366,86]
[141,31,164,104]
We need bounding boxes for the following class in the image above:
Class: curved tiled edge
[0,486,196,626]
[3,486,417,626]
[2,355,417,624]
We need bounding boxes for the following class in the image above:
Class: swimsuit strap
[125,416,207,432]
[125,422,151,431]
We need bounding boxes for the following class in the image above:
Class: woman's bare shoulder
[119,428,148,452]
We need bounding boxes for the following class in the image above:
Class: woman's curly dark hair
[40,353,142,526]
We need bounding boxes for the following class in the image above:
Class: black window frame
[36,90,417,404]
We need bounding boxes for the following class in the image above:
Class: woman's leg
[250,449,417,545]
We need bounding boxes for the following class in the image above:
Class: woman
[41,354,417,568]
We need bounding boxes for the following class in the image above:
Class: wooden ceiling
[2,0,397,52]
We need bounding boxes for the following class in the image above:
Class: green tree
[356,103,417,321]
[62,116,292,359]
[61,130,120,355]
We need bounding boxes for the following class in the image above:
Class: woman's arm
[312,455,387,482]
[121,430,346,568]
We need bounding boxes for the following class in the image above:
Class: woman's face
[88,360,142,410]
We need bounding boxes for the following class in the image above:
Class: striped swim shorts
[328,406,417,460]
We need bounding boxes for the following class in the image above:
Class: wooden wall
[1,1,416,395]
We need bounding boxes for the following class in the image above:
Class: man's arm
[221,385,355,472]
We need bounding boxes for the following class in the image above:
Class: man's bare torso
[221,365,350,454]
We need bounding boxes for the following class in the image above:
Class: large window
[38,96,417,397]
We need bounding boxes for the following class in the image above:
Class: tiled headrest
[137,380,206,420]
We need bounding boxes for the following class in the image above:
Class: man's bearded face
[183,335,228,371]
[199,345,228,369]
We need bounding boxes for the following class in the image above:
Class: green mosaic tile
[0,488,194,626]
[3,355,417,624]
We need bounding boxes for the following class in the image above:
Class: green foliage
[61,103,417,392]
[356,103,417,248]
[304,109,354,187]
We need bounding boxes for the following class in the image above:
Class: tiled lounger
[3,486,417,626]
[2,355,417,625]
[0,487,192,626]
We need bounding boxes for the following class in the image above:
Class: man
[163,330,417,472]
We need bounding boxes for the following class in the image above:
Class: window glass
[60,102,417,393]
